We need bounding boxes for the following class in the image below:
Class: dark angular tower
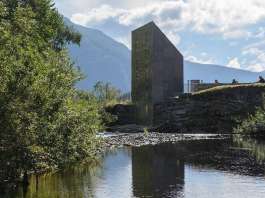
[132,22,183,125]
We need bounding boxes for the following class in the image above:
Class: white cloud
[242,42,265,72]
[227,57,241,69]
[70,2,184,48]
[54,0,165,16]
[71,5,124,26]
[242,47,261,56]
[186,55,215,65]
[55,0,265,73]
[246,64,264,72]
[70,0,265,42]
[254,27,265,38]
[223,30,251,40]
[116,36,131,48]
[244,40,265,50]
[166,31,181,46]
[70,1,184,28]
[190,0,265,35]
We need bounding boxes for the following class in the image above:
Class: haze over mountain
[65,18,131,91]
[185,61,262,83]
[65,18,264,92]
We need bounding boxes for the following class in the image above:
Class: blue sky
[54,0,265,72]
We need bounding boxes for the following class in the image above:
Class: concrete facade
[132,22,183,124]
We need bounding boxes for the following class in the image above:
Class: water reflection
[131,139,233,197]
[234,137,265,163]
[132,144,184,197]
[5,139,265,198]
[10,148,133,198]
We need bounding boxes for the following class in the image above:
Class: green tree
[0,0,103,187]
[93,81,122,105]
[233,108,265,138]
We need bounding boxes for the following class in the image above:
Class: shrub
[0,0,104,186]
[233,108,265,137]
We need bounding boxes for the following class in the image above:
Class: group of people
[232,76,265,84]
[258,76,265,83]
[213,76,265,84]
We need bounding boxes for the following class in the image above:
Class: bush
[0,0,104,186]
[233,108,265,137]
[93,81,122,106]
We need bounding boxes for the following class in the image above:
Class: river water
[6,139,265,198]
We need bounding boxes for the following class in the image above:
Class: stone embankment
[107,84,265,134]
[154,84,265,133]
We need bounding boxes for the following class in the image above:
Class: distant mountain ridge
[65,18,131,91]
[185,61,262,83]
[65,18,263,92]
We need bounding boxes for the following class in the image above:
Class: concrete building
[132,22,183,124]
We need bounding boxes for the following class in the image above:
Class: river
[5,138,265,198]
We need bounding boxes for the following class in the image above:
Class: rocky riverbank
[100,134,265,177]
[186,146,265,177]
[101,132,230,147]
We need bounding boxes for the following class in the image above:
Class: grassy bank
[194,83,265,96]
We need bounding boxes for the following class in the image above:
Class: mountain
[65,18,263,92]
[65,18,131,91]
[185,61,261,83]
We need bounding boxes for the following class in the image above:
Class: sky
[54,0,265,72]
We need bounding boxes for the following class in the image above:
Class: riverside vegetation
[1,0,265,194]
[196,84,265,138]
[0,0,121,190]
[234,107,265,138]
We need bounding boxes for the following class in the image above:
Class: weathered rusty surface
[132,22,183,125]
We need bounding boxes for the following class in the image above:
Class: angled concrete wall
[132,22,183,125]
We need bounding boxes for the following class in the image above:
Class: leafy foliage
[233,108,265,137]
[93,81,122,105]
[0,0,103,186]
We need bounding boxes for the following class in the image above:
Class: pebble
[102,132,230,147]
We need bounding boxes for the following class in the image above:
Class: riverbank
[101,132,230,147]
[107,84,265,133]
[101,134,265,177]
[0,132,230,192]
